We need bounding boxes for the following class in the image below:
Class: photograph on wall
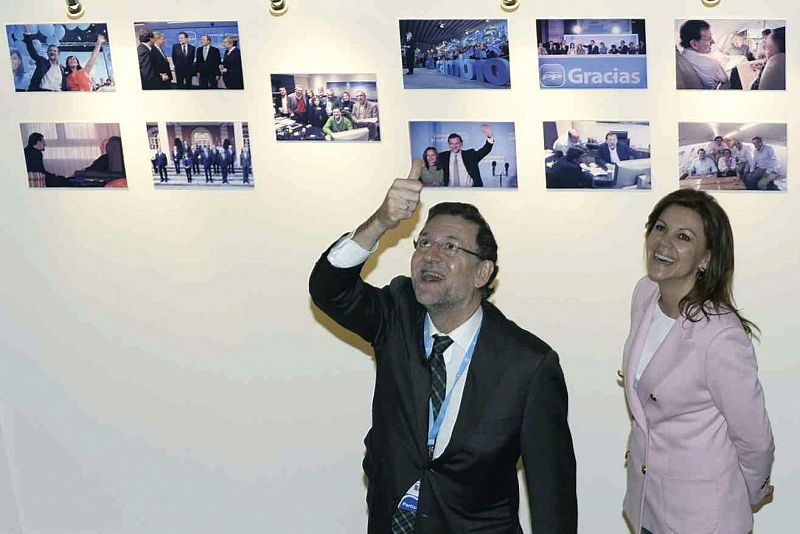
[675,19,784,90]
[408,121,516,188]
[678,122,786,191]
[20,123,126,188]
[399,20,510,89]
[146,122,253,188]
[543,121,651,190]
[6,23,114,92]
[537,19,647,89]
[271,74,379,141]
[133,21,243,90]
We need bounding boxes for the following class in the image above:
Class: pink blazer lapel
[624,287,659,432]
[636,318,694,407]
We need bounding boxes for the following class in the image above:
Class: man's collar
[426,306,483,350]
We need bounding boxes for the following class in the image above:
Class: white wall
[0,0,797,532]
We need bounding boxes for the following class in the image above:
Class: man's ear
[474,260,495,289]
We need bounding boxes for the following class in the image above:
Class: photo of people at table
[6,23,114,92]
[678,123,786,191]
[133,21,243,90]
[543,121,651,190]
[675,19,785,90]
[408,121,517,188]
[20,122,126,188]
[271,74,379,141]
[146,122,253,188]
[399,19,510,89]
[537,19,647,89]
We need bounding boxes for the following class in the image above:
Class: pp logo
[540,64,565,87]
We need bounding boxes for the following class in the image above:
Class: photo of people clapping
[271,74,379,142]
[6,23,115,92]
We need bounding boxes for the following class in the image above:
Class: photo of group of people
[408,122,517,188]
[543,121,651,189]
[399,20,510,89]
[271,74,379,141]
[134,21,243,90]
[537,19,647,89]
[20,122,127,188]
[678,123,787,191]
[7,23,114,92]
[146,122,253,188]
[675,19,785,90]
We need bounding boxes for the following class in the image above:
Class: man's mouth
[421,270,445,282]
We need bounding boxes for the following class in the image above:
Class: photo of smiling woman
[621,189,774,534]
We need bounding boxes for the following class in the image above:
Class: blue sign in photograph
[538,56,647,89]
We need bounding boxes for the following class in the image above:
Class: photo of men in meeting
[543,121,651,190]
[271,74,379,141]
[678,122,786,191]
[399,20,510,89]
[20,122,127,188]
[409,121,516,188]
[146,122,253,188]
[537,19,647,89]
[6,23,115,92]
[675,19,785,90]
[133,21,243,90]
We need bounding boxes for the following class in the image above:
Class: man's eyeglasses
[413,236,484,260]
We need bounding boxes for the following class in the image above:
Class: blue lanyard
[424,317,481,451]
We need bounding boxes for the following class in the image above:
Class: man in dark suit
[151,32,173,89]
[194,34,221,89]
[594,132,631,168]
[192,145,202,174]
[219,36,244,90]
[211,146,221,175]
[587,40,599,55]
[240,147,251,183]
[155,149,168,182]
[23,132,69,186]
[171,32,196,89]
[309,178,577,534]
[546,147,594,189]
[137,28,161,90]
[403,31,417,75]
[22,27,67,91]
[438,124,494,187]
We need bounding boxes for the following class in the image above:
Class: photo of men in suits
[438,124,494,187]
[137,28,160,90]
[171,31,196,89]
[195,34,221,89]
[309,176,577,533]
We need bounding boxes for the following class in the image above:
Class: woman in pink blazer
[621,189,774,533]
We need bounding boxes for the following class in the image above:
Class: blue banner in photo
[538,56,647,89]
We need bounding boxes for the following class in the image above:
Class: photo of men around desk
[7,23,114,92]
[271,74,379,141]
[133,21,243,90]
[399,19,510,89]
[678,122,786,191]
[408,121,517,188]
[21,123,126,188]
[675,19,785,90]
[543,121,651,190]
[537,19,647,89]
[146,122,253,188]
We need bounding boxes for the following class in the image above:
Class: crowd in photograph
[539,38,645,55]
[151,139,251,184]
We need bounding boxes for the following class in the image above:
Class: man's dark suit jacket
[137,43,161,90]
[171,43,196,78]
[151,46,173,88]
[309,246,577,533]
[221,47,244,89]
[23,34,66,91]
[24,145,68,186]
[195,45,221,85]
[438,140,494,187]
[595,142,631,168]
[546,158,593,189]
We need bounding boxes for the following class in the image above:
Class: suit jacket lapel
[624,288,658,432]
[435,303,509,464]
[636,318,693,406]
[408,308,431,458]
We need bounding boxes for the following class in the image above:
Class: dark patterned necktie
[389,334,453,534]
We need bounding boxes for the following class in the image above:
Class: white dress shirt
[753,144,779,174]
[634,303,675,388]
[690,157,718,175]
[681,49,729,89]
[608,146,620,164]
[40,63,62,91]
[326,233,482,458]
[449,151,473,187]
